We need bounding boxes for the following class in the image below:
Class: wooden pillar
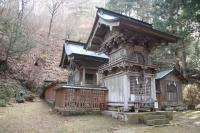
[123,74,129,111]
[96,72,99,85]
[141,69,146,102]
[82,67,85,85]
[151,77,156,101]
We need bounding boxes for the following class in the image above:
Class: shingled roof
[64,40,108,58]
[155,68,175,79]
[60,40,108,68]
[155,67,187,82]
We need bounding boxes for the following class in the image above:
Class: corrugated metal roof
[64,41,108,59]
[155,68,174,79]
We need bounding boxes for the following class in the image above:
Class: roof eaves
[155,68,174,79]
[97,8,178,42]
[59,44,67,67]
[85,12,100,49]
[71,53,109,60]
[65,40,85,46]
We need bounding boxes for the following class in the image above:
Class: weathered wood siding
[44,86,56,104]
[104,73,128,105]
[55,89,65,108]
[104,72,156,110]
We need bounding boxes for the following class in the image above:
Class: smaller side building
[43,40,109,114]
[60,40,108,85]
[155,67,187,109]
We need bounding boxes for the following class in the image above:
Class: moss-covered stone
[0,99,6,107]
[16,90,25,103]
[146,118,169,126]
[143,115,166,122]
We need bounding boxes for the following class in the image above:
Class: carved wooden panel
[137,53,145,64]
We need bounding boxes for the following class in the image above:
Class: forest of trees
[0,0,200,106]
[0,0,105,85]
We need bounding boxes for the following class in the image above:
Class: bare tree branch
[47,0,64,38]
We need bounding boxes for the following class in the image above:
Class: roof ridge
[96,7,152,28]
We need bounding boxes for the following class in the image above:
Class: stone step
[145,118,169,126]
[144,115,166,121]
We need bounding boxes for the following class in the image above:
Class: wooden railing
[99,56,157,72]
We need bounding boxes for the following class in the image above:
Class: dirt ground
[0,100,200,133]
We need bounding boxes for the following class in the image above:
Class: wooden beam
[82,67,85,85]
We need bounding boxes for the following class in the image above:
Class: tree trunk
[182,42,187,77]
[4,49,9,71]
[48,14,54,38]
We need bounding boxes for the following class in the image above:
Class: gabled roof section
[86,8,177,50]
[59,40,108,68]
[155,68,174,79]
[155,67,187,82]
[64,40,108,58]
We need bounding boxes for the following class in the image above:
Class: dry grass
[173,110,200,126]
[0,101,200,133]
[0,101,125,133]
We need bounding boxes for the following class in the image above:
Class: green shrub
[183,84,200,109]
[0,83,24,106]
[0,83,36,106]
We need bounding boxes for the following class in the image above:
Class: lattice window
[130,76,143,95]
[130,76,152,101]
[167,81,177,102]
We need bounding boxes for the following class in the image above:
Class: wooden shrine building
[85,8,177,111]
[44,40,109,113]
[60,40,108,85]
[155,67,187,110]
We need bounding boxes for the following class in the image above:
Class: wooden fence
[64,89,107,112]
[54,87,107,112]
